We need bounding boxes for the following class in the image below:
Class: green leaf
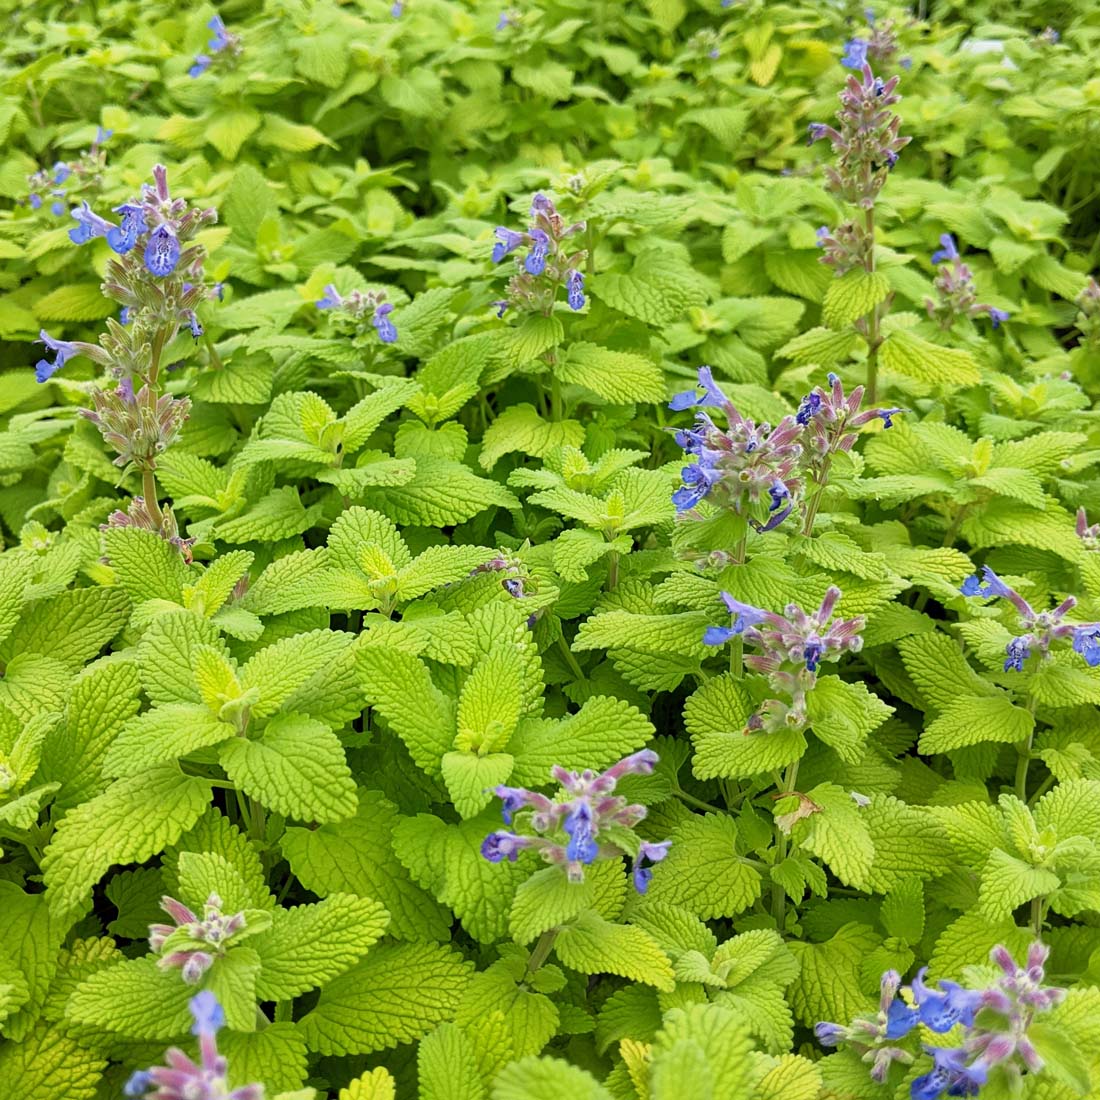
[510,866,595,944]
[557,343,664,404]
[297,943,472,1055]
[878,329,981,387]
[491,1056,613,1100]
[34,283,117,322]
[647,814,762,919]
[0,1024,106,1100]
[979,848,1061,920]
[918,694,1034,753]
[554,911,675,991]
[43,767,211,922]
[219,714,357,824]
[822,269,891,328]
[806,677,893,764]
[282,790,451,941]
[253,894,389,1000]
[417,1023,488,1100]
[103,704,237,778]
[66,956,191,1039]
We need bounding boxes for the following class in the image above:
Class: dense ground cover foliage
[3,0,1100,1097]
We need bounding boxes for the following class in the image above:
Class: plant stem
[607,550,619,589]
[550,371,562,422]
[142,466,164,528]
[729,536,747,678]
[556,634,586,681]
[863,206,882,402]
[1015,697,1038,801]
[801,455,833,537]
[674,787,722,813]
[1031,896,1045,940]
[526,928,558,974]
[770,758,800,929]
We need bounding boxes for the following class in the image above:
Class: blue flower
[669,365,728,411]
[69,200,117,245]
[567,268,585,311]
[959,565,1013,600]
[884,150,898,169]
[53,162,70,184]
[50,199,65,216]
[35,330,78,383]
[525,229,549,275]
[208,14,232,50]
[911,969,982,1033]
[841,38,869,68]
[911,1047,986,1099]
[143,224,180,276]
[29,192,42,210]
[876,408,902,428]
[107,203,147,254]
[768,480,790,512]
[372,303,397,343]
[492,227,525,263]
[189,990,225,1036]
[796,391,822,424]
[530,193,553,218]
[189,54,212,78]
[885,999,919,1040]
[1004,635,1031,672]
[931,234,959,265]
[815,226,829,248]
[316,284,343,310]
[481,831,526,862]
[95,127,113,145]
[496,11,511,30]
[391,1,404,16]
[988,307,1009,329]
[123,1070,153,1097]
[119,307,131,325]
[673,459,721,512]
[1073,626,1100,667]
[703,625,738,646]
[803,639,825,672]
[718,591,771,633]
[632,840,671,894]
[807,122,829,144]
[493,786,531,824]
[188,314,204,339]
[563,802,599,864]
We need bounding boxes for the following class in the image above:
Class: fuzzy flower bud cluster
[81,380,190,472]
[925,234,1009,330]
[102,496,196,563]
[669,366,801,530]
[842,10,911,72]
[1076,508,1100,551]
[491,192,587,317]
[1074,276,1100,347]
[960,564,1100,671]
[124,991,262,1100]
[808,63,910,209]
[37,164,219,388]
[189,15,243,79]
[149,893,264,985]
[796,371,901,480]
[481,750,671,892]
[815,221,872,277]
[816,944,1064,1097]
[26,127,111,218]
[704,586,865,732]
[471,552,531,599]
[316,284,398,344]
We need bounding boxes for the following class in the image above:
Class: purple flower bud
[1004,635,1031,672]
[632,839,671,893]
[841,38,869,68]
[988,307,1010,329]
[814,1021,847,1047]
[481,831,529,862]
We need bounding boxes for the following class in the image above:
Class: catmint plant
[149,893,268,984]
[188,15,242,79]
[1077,508,1100,551]
[316,284,398,343]
[817,944,1065,1096]
[26,127,111,218]
[795,370,902,534]
[809,59,910,399]
[703,585,865,732]
[925,234,1010,330]
[669,365,802,535]
[124,991,262,1099]
[490,192,587,318]
[843,9,910,71]
[481,750,670,892]
[960,565,1100,672]
[43,163,218,553]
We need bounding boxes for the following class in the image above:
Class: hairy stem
[1015,697,1039,801]
[141,466,164,528]
[729,536,747,678]
[674,787,722,813]
[526,928,559,974]
[1031,896,1046,940]
[801,455,834,537]
[863,206,882,402]
[771,758,800,929]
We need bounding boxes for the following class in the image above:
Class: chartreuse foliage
[5,0,1100,1099]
